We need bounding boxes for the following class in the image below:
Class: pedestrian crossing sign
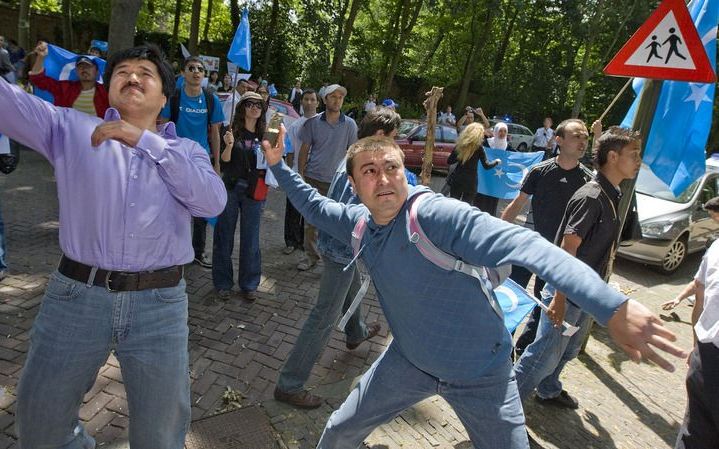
[603,0,716,83]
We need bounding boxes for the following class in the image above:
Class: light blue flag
[90,40,108,52]
[227,9,252,71]
[268,83,278,98]
[621,0,717,196]
[44,44,106,83]
[476,149,544,199]
[495,278,537,332]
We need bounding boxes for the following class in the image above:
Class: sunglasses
[244,101,263,109]
[186,65,205,73]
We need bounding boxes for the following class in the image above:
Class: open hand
[91,120,144,148]
[607,299,688,372]
[261,124,286,166]
[661,297,683,310]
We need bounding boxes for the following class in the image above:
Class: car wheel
[517,143,527,152]
[658,236,687,274]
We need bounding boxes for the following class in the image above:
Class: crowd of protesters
[0,35,713,449]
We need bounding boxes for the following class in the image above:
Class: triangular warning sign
[604,0,716,83]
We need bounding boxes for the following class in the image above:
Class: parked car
[488,120,535,152]
[617,159,719,273]
[395,124,458,171]
[397,119,423,139]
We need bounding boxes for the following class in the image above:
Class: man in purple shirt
[0,45,226,448]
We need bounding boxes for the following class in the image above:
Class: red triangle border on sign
[603,0,716,83]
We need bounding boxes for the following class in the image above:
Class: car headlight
[640,220,676,238]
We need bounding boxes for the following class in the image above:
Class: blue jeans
[317,342,528,449]
[212,180,264,292]
[16,271,191,449]
[513,284,593,401]
[0,199,6,271]
[277,258,368,393]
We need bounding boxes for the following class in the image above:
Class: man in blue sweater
[263,132,686,449]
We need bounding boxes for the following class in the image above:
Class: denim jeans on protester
[277,258,368,393]
[0,199,7,271]
[16,272,190,449]
[317,341,529,449]
[212,179,264,292]
[513,284,593,401]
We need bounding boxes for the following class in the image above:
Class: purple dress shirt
[0,78,227,271]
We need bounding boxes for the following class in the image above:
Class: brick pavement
[0,149,697,448]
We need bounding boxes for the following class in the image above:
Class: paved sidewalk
[0,150,696,448]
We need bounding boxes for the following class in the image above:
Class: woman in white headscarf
[474,122,510,216]
[487,122,509,150]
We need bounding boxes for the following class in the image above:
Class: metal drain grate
[185,406,282,449]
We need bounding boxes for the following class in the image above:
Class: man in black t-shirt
[513,127,641,409]
[501,119,595,356]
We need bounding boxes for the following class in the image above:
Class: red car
[395,124,458,171]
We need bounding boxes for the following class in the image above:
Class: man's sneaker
[534,390,579,409]
[216,289,233,300]
[273,387,322,409]
[283,246,296,255]
[240,290,257,302]
[297,258,317,271]
[194,255,212,269]
[346,322,382,350]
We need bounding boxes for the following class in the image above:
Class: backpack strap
[351,215,368,260]
[406,192,505,320]
[202,87,215,128]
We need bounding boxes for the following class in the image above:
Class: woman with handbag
[212,92,268,301]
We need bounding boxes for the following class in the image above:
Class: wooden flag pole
[598,78,634,123]
[419,87,444,186]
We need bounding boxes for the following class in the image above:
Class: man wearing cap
[28,41,109,117]
[381,98,398,110]
[296,83,357,270]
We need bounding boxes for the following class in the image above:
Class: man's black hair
[358,108,401,139]
[103,44,175,99]
[301,88,317,100]
[594,126,641,168]
[182,56,204,70]
[704,196,719,212]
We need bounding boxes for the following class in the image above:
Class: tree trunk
[259,0,280,77]
[17,0,31,50]
[169,0,183,62]
[107,0,144,54]
[188,0,202,55]
[331,0,364,76]
[333,0,349,61]
[378,0,404,93]
[381,0,422,97]
[425,32,445,63]
[493,4,519,72]
[455,1,497,112]
[61,0,73,50]
[570,0,606,117]
[230,0,240,31]
[202,0,214,42]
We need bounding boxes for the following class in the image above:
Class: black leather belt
[58,255,184,292]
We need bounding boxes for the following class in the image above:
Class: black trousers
[192,216,207,258]
[676,342,719,449]
[284,197,304,249]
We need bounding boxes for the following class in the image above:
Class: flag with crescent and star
[621,0,717,196]
[495,278,537,332]
[476,149,544,199]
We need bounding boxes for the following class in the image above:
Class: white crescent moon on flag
[59,62,76,81]
[504,162,528,190]
[495,285,519,312]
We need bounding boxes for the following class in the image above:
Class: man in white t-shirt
[282,88,319,254]
[532,117,555,159]
[363,94,376,114]
[676,197,719,448]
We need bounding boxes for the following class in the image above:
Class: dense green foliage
[11,0,719,137]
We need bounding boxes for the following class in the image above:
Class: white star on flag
[494,168,505,177]
[684,83,712,110]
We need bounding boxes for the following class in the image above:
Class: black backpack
[169,87,215,128]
